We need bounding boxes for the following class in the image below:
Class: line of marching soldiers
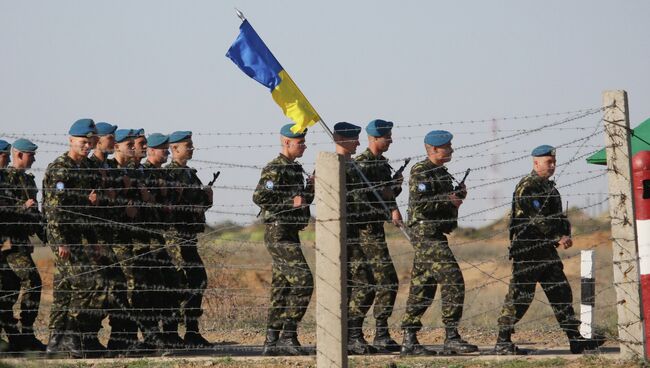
[0,119,213,357]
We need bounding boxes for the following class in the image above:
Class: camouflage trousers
[0,250,21,335]
[264,223,313,330]
[3,238,42,328]
[498,255,580,336]
[347,225,375,324]
[48,237,108,335]
[357,222,398,323]
[401,225,465,331]
[164,231,208,330]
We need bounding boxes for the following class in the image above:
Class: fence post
[315,152,348,368]
[580,250,595,338]
[603,90,645,358]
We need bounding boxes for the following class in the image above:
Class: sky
[1,1,649,227]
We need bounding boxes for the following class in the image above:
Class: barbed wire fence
[0,93,644,364]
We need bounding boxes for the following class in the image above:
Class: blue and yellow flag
[226,20,320,133]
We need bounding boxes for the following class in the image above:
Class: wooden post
[315,152,348,368]
[603,90,645,358]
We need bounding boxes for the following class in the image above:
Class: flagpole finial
[235,8,246,21]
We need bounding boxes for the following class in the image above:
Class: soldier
[165,131,213,348]
[1,139,46,351]
[400,130,477,356]
[493,145,605,355]
[253,124,314,356]
[142,133,185,349]
[354,119,403,352]
[332,122,377,355]
[43,118,104,357]
[0,139,22,352]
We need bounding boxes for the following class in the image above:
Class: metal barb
[235,8,246,21]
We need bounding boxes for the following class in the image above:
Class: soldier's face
[0,153,8,168]
[148,146,169,165]
[285,137,306,158]
[427,143,453,164]
[115,140,135,159]
[173,140,194,161]
[98,135,115,154]
[134,137,147,160]
[70,136,93,157]
[334,135,360,155]
[534,156,556,178]
[370,133,392,152]
[13,151,35,169]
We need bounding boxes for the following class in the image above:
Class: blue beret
[95,122,117,136]
[12,138,38,153]
[0,140,10,152]
[280,124,307,138]
[146,133,169,148]
[169,131,192,143]
[366,119,393,137]
[68,118,97,137]
[115,129,135,143]
[531,145,556,157]
[424,130,453,146]
[134,128,145,137]
[333,122,361,138]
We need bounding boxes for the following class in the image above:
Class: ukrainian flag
[226,20,321,133]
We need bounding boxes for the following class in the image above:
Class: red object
[632,150,650,358]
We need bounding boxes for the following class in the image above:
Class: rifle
[454,168,471,199]
[207,171,221,186]
[392,158,411,180]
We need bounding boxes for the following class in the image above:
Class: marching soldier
[354,119,403,352]
[1,139,46,351]
[332,122,377,355]
[142,133,185,348]
[253,124,314,356]
[400,130,477,355]
[43,119,104,357]
[494,145,605,355]
[165,131,213,348]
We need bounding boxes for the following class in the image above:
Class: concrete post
[315,152,348,368]
[603,90,645,358]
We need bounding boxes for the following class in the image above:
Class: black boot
[400,329,437,356]
[276,321,307,356]
[18,326,46,352]
[373,320,399,353]
[46,330,65,356]
[348,318,377,355]
[261,328,281,356]
[443,326,478,354]
[184,319,213,349]
[567,329,606,354]
[159,321,184,350]
[492,327,528,355]
[57,324,83,359]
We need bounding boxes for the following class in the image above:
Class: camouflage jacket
[43,152,97,244]
[166,160,211,235]
[85,154,118,230]
[2,167,44,240]
[110,160,153,241]
[509,170,570,245]
[142,160,172,231]
[0,168,11,238]
[253,154,313,228]
[343,158,373,227]
[406,158,458,233]
[354,148,402,222]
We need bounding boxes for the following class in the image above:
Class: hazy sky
[1,1,649,227]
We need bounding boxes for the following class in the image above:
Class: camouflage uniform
[344,160,376,332]
[0,168,22,340]
[1,167,44,335]
[498,170,579,335]
[401,159,465,331]
[43,153,107,339]
[164,160,211,334]
[253,154,314,331]
[354,148,400,324]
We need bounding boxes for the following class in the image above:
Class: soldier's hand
[24,198,37,208]
[306,174,315,186]
[449,193,463,208]
[88,190,98,205]
[293,195,305,208]
[391,209,403,227]
[559,235,573,249]
[58,245,70,259]
[456,182,468,199]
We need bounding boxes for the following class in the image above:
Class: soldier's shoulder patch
[417,183,427,192]
[55,182,65,191]
[532,199,541,209]
[265,180,274,190]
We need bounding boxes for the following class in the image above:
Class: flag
[226,20,320,133]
